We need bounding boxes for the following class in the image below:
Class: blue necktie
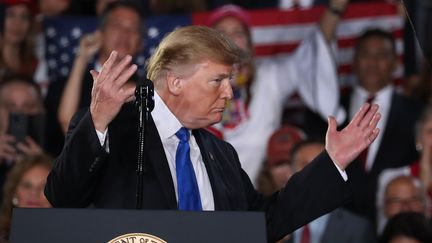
[175,127,202,210]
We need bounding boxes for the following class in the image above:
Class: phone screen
[6,113,45,146]
[7,113,28,143]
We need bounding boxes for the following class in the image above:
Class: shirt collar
[152,91,183,140]
[354,84,394,103]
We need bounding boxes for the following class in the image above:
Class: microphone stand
[135,79,154,209]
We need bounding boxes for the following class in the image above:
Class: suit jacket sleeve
[234,145,352,242]
[44,109,108,207]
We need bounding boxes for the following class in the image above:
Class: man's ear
[166,72,182,96]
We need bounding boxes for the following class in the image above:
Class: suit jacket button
[89,164,95,172]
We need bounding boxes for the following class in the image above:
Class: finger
[0,143,17,156]
[368,112,381,130]
[98,50,118,82]
[1,145,16,155]
[363,114,380,145]
[0,135,15,143]
[24,136,40,149]
[93,30,102,42]
[122,85,137,103]
[109,55,133,85]
[359,104,379,129]
[114,64,137,88]
[350,103,371,127]
[90,69,99,76]
[326,116,337,135]
[368,128,380,145]
[16,142,30,154]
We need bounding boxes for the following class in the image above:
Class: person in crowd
[379,212,432,243]
[97,0,147,17]
[0,77,45,200]
[376,175,428,234]
[57,1,143,134]
[257,124,306,195]
[346,29,425,222]
[284,139,376,243]
[0,0,37,83]
[206,1,348,183]
[413,106,432,202]
[0,154,53,242]
[308,28,425,222]
[372,105,432,219]
[41,1,144,157]
[33,0,101,97]
[373,106,432,233]
[45,25,381,243]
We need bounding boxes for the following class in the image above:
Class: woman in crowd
[0,0,37,82]
[0,154,52,242]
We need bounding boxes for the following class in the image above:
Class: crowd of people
[0,0,432,242]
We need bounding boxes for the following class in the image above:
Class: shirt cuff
[333,161,348,181]
[96,128,109,153]
[96,129,107,145]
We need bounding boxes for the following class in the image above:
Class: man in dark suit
[304,28,425,223]
[45,25,381,243]
[341,29,425,222]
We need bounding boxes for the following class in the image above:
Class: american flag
[44,2,403,87]
[195,2,404,87]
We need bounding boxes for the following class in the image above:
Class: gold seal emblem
[108,233,167,243]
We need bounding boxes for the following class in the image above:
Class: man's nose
[221,79,233,100]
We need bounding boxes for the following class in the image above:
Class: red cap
[266,125,306,167]
[2,0,33,6]
[208,4,251,28]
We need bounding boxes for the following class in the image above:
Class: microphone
[135,78,155,114]
[134,78,154,209]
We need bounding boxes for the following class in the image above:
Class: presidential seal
[108,233,167,243]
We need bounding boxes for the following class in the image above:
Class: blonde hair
[146,25,241,83]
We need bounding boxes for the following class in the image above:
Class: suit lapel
[193,129,231,210]
[146,115,177,209]
[110,104,177,209]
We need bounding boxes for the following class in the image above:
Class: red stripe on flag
[254,28,403,56]
[193,3,399,26]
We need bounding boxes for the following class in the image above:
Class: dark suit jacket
[287,208,376,243]
[45,103,351,242]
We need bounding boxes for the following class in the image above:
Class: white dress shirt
[349,84,393,171]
